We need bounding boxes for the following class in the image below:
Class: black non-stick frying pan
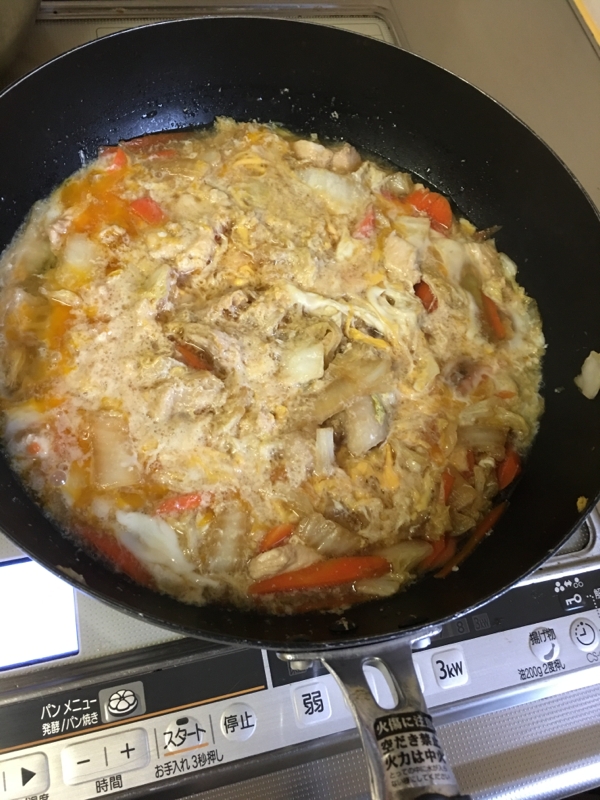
[1,17,599,799]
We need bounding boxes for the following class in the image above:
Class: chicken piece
[48,218,70,252]
[331,143,361,174]
[248,542,322,581]
[173,322,246,381]
[383,231,420,290]
[292,139,333,168]
[175,226,218,276]
[201,289,250,323]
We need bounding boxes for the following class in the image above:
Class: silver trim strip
[431,660,600,725]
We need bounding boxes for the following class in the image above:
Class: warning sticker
[373,711,454,790]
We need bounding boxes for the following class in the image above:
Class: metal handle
[281,635,470,800]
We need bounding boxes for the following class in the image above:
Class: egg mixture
[0,119,544,613]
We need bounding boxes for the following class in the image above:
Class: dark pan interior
[0,18,599,651]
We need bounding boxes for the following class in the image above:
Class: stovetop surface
[1,2,600,799]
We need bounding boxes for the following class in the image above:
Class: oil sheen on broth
[0,119,544,614]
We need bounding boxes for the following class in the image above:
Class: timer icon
[107,688,139,717]
[570,619,598,652]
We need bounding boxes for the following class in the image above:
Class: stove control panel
[0,658,355,800]
[412,570,600,713]
[3,568,600,798]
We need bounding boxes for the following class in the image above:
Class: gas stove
[1,3,600,799]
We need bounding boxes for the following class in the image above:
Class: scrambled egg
[0,119,544,613]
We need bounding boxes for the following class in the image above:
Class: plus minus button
[120,743,136,759]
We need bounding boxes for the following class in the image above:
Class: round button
[220,703,256,741]
[570,618,599,652]
[107,688,139,717]
[528,627,560,662]
[163,715,205,753]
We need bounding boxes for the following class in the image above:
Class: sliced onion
[575,350,600,400]
[42,288,81,307]
[297,512,362,557]
[248,542,321,581]
[449,508,476,536]
[344,395,388,457]
[458,398,499,425]
[315,427,336,475]
[248,547,292,581]
[91,412,141,488]
[448,476,479,511]
[380,172,413,197]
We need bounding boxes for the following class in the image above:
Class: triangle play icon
[21,767,36,786]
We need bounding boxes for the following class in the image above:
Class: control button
[108,689,138,717]
[0,752,49,800]
[99,681,146,723]
[220,703,257,741]
[163,715,206,754]
[529,627,559,662]
[61,728,149,785]
[431,647,469,688]
[570,618,599,652]
[558,591,589,613]
[292,681,332,726]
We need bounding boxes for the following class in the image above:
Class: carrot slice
[497,446,521,490]
[259,523,296,553]
[441,469,455,504]
[76,525,154,587]
[248,556,390,595]
[175,342,212,371]
[414,280,438,312]
[407,189,453,233]
[130,196,167,225]
[155,492,207,516]
[496,390,516,399]
[435,502,507,578]
[436,536,457,569]
[419,536,447,571]
[98,145,128,171]
[481,293,506,340]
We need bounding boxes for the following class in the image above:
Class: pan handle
[282,637,470,800]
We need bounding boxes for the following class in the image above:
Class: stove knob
[570,618,599,652]
[528,627,560,662]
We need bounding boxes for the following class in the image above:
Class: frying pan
[1,17,600,799]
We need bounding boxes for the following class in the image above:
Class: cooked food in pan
[0,119,544,613]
